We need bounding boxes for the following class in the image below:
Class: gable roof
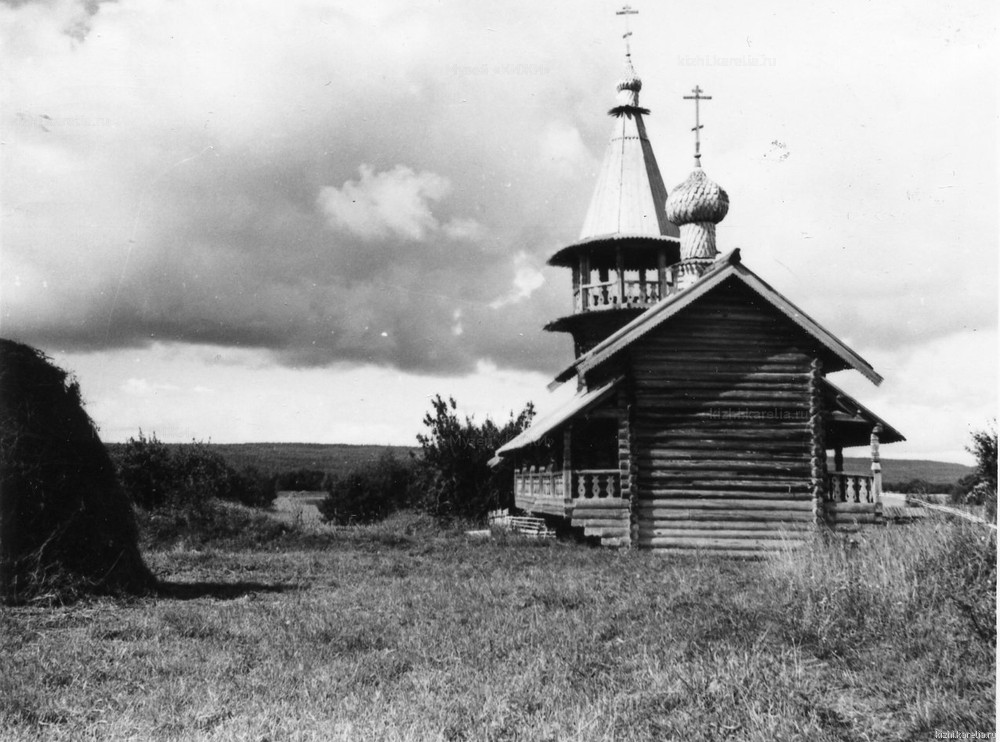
[550,249,883,387]
[493,377,621,459]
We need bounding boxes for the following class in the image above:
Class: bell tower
[544,8,680,357]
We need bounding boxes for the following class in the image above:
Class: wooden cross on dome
[683,85,713,166]
[616,5,638,56]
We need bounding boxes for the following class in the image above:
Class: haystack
[0,339,154,602]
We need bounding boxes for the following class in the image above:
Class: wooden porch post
[616,387,636,547]
[833,447,843,473]
[616,246,625,306]
[871,424,883,516]
[808,358,827,529]
[562,426,572,508]
[579,254,590,310]
[657,248,667,299]
[571,263,581,312]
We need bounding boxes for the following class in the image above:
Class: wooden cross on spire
[683,85,712,166]
[616,5,638,56]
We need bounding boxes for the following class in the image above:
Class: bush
[115,431,187,510]
[954,423,998,521]
[318,451,413,525]
[113,433,276,511]
[411,395,534,520]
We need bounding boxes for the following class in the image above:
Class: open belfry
[493,8,904,555]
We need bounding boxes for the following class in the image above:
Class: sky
[1,0,996,463]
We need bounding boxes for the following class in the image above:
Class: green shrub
[953,423,998,521]
[318,451,413,525]
[410,395,534,520]
[112,433,276,511]
[114,431,187,510]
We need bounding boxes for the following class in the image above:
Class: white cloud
[318,164,472,242]
[490,252,547,309]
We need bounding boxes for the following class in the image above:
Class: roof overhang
[548,233,680,268]
[821,378,905,448]
[493,377,621,459]
[551,249,883,388]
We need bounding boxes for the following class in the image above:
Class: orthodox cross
[683,85,712,165]
[616,5,638,56]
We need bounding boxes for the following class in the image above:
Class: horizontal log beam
[824,502,878,513]
[636,537,806,550]
[567,497,629,509]
[633,437,810,451]
[637,489,812,499]
[637,509,816,522]
[633,427,812,440]
[575,518,630,529]
[637,498,813,511]
[637,448,810,462]
[637,520,814,532]
[636,528,811,540]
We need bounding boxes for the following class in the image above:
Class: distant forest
[104,442,973,494]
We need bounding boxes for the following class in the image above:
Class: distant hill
[105,442,420,480]
[843,456,973,489]
[184,442,419,479]
[104,442,973,490]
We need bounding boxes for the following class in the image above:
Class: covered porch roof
[821,378,905,449]
[493,378,621,460]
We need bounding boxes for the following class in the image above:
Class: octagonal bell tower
[544,39,681,357]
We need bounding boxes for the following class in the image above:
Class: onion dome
[665,167,729,226]
[616,56,642,94]
[667,167,729,271]
[610,55,648,114]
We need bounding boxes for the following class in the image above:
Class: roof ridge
[550,252,882,389]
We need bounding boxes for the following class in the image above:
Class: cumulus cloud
[489,252,547,309]
[0,0,596,375]
[318,164,457,241]
[0,0,994,391]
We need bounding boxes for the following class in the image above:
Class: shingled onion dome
[666,166,729,289]
[610,55,649,115]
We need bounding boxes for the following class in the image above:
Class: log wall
[627,282,819,555]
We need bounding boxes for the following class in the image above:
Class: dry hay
[0,339,154,603]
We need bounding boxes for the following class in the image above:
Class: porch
[824,471,881,529]
[513,467,631,545]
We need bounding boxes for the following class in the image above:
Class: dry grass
[0,513,994,741]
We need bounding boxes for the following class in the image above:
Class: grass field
[1,507,994,741]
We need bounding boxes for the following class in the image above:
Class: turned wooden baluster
[871,424,883,507]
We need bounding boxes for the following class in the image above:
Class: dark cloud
[2,0,995,383]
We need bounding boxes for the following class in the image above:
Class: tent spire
[577,6,677,240]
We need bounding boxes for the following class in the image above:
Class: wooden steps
[569,497,630,547]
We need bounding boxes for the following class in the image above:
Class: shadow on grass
[155,580,295,600]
